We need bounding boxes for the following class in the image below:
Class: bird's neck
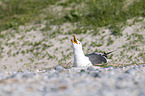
[73,48,89,67]
[73,48,85,59]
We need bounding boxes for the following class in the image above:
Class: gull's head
[71,35,92,67]
[71,35,82,51]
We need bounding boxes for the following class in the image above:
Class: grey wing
[85,53,107,65]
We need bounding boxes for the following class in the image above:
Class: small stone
[142,64,145,67]
[137,65,143,68]
[133,66,139,69]
[91,72,102,78]
[107,66,114,70]
[125,68,137,75]
[119,66,126,68]
[118,74,128,80]
[80,69,85,72]
[138,88,145,96]
[22,73,35,79]
[54,65,65,71]
[87,66,96,71]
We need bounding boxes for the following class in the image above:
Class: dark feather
[85,53,107,65]
[102,50,117,58]
[85,50,116,65]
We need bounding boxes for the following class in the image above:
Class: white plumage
[71,35,114,67]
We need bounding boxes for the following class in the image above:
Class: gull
[71,35,115,67]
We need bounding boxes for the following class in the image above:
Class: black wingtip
[102,50,117,58]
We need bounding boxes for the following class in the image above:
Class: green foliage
[107,37,114,46]
[131,33,144,42]
[0,0,59,31]
[64,10,83,22]
[1,0,145,36]
[82,0,145,26]
[2,65,7,69]
[109,25,123,36]
[70,28,88,34]
[138,53,145,62]
[21,50,25,55]
[90,41,103,47]
[63,0,145,36]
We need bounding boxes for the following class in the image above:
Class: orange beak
[71,35,78,44]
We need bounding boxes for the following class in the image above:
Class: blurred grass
[0,0,145,35]
[63,0,145,35]
[0,0,59,31]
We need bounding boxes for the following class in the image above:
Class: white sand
[0,17,145,72]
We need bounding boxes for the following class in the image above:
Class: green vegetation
[2,65,7,69]
[90,41,104,47]
[0,0,145,35]
[0,0,59,31]
[107,37,114,46]
[0,0,145,70]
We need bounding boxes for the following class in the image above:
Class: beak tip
[71,35,78,44]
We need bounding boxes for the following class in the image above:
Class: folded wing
[85,53,107,65]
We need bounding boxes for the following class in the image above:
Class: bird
[71,35,115,67]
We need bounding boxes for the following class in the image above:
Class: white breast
[74,55,92,67]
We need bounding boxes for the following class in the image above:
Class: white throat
[72,45,92,67]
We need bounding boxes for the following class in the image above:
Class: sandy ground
[0,17,145,72]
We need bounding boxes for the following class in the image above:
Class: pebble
[87,66,96,71]
[91,72,102,78]
[118,74,128,80]
[54,65,65,71]
[142,64,145,67]
[0,64,144,96]
[125,68,137,75]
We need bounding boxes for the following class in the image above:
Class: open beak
[71,35,78,44]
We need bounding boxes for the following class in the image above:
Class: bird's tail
[102,49,117,57]
[102,47,123,57]
[106,49,117,55]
